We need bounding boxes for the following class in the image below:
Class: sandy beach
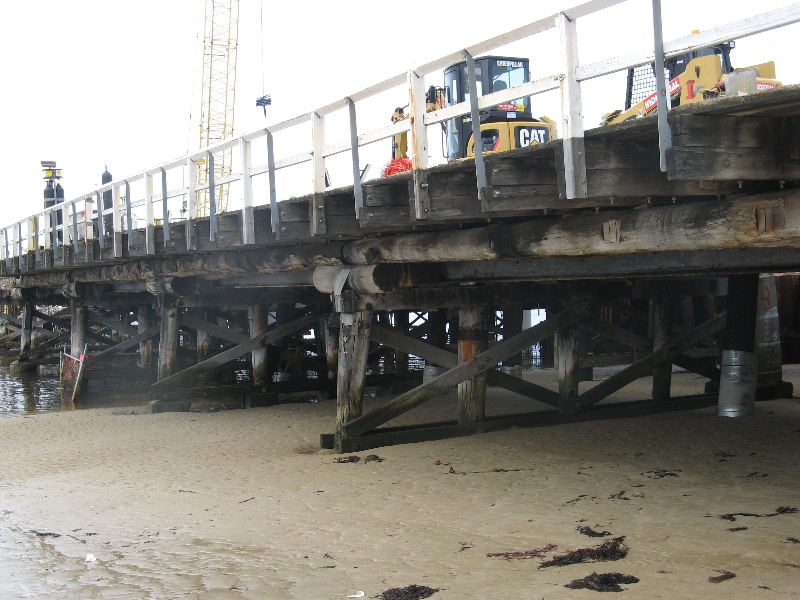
[1,367,799,599]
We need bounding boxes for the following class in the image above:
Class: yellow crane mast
[197,0,239,216]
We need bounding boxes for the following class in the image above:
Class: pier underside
[2,87,799,450]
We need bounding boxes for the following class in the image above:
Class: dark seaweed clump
[565,572,639,592]
[719,506,798,522]
[540,537,628,569]
[487,544,557,560]
[709,570,736,583]
[577,526,612,538]
[376,584,440,600]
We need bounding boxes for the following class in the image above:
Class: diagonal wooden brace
[370,321,559,407]
[84,325,161,367]
[341,303,587,438]
[151,307,324,389]
[179,313,249,345]
[575,312,726,412]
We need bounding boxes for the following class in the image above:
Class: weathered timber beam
[11,244,346,289]
[83,325,161,367]
[343,191,800,264]
[88,310,138,337]
[370,320,558,407]
[441,248,800,282]
[151,306,324,389]
[32,309,71,331]
[575,312,727,411]
[668,114,800,180]
[172,288,325,309]
[337,282,615,313]
[341,303,587,438]
[179,313,249,345]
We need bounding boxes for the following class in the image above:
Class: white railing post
[13,222,20,264]
[186,158,198,250]
[557,12,587,199]
[113,183,123,257]
[311,111,326,235]
[42,209,51,253]
[239,137,255,244]
[26,217,37,255]
[145,171,155,254]
[409,70,430,219]
[0,229,7,268]
[96,191,105,251]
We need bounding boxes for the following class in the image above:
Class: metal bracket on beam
[160,168,171,244]
[311,193,327,235]
[464,50,488,202]
[652,0,673,172]
[412,170,430,219]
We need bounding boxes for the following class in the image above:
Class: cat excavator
[602,38,780,125]
[391,55,556,165]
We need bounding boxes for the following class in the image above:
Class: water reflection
[0,354,62,416]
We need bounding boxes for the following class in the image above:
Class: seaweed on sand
[539,537,628,569]
[376,584,440,600]
[565,572,639,592]
[487,543,557,560]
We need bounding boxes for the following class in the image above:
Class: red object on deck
[381,158,413,177]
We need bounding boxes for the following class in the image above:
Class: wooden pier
[1,1,799,451]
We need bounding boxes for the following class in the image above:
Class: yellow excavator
[391,56,556,165]
[602,38,780,125]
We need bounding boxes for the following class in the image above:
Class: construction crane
[197,0,239,217]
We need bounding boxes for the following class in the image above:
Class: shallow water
[0,355,62,417]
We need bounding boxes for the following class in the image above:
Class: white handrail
[2,0,798,264]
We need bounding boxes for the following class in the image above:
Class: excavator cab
[443,56,554,160]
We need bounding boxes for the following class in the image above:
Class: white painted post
[311,111,326,235]
[13,222,20,263]
[409,70,430,219]
[26,217,37,253]
[113,183,123,257]
[60,204,68,250]
[557,12,588,199]
[144,171,155,254]
[82,197,92,242]
[42,210,51,252]
[239,137,255,244]
[186,158,198,250]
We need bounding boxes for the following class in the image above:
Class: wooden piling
[248,304,269,385]
[457,306,488,424]
[556,314,579,414]
[138,304,155,368]
[157,299,179,381]
[19,303,34,356]
[321,315,338,380]
[336,311,372,431]
[69,301,87,358]
[651,297,673,404]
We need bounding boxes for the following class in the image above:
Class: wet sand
[1,367,799,599]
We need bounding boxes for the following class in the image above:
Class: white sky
[2,0,798,226]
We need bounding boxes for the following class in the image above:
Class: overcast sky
[2,0,798,227]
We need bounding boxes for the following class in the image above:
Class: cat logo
[517,127,549,147]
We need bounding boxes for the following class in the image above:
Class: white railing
[2,0,799,269]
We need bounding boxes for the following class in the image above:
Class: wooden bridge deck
[1,85,798,452]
